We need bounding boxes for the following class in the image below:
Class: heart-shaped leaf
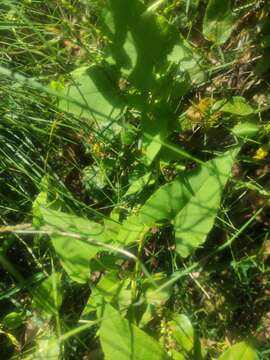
[140,148,239,257]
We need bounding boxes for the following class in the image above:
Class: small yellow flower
[253,147,268,160]
[92,143,104,157]
[186,97,221,128]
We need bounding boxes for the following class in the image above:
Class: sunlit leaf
[203,0,234,45]
[174,148,238,257]
[41,208,113,283]
[100,305,168,360]
[218,341,258,360]
[231,122,259,138]
[169,314,194,352]
[140,148,239,256]
[2,312,25,330]
[96,272,132,311]
[30,330,60,360]
[117,215,149,245]
[215,97,254,116]
[104,0,177,90]
[59,64,124,129]
[169,38,206,84]
[124,172,153,198]
[32,273,62,318]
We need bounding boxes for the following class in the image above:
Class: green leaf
[41,208,113,283]
[32,273,63,318]
[117,215,149,245]
[32,176,48,228]
[203,0,235,45]
[2,312,25,330]
[169,314,194,352]
[100,304,168,360]
[171,350,186,360]
[96,273,132,310]
[168,37,206,84]
[140,150,234,226]
[140,177,190,225]
[30,330,60,360]
[231,122,259,139]
[50,235,100,283]
[141,108,169,165]
[174,148,238,257]
[104,1,177,91]
[59,64,124,129]
[124,172,153,198]
[218,341,258,360]
[41,208,111,240]
[140,149,238,256]
[82,273,132,319]
[216,97,254,116]
[145,285,171,306]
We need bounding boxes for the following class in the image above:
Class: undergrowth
[0,0,270,359]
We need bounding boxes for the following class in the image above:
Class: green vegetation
[0,0,270,358]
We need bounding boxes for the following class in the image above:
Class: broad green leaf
[145,132,165,165]
[100,304,168,360]
[141,107,169,165]
[169,314,194,352]
[81,289,102,319]
[203,0,234,45]
[82,273,132,319]
[140,177,190,225]
[124,172,153,197]
[2,312,24,330]
[50,235,100,283]
[169,38,206,84]
[174,148,238,257]
[32,273,62,318]
[140,154,220,226]
[41,208,113,283]
[117,215,149,245]
[231,122,259,138]
[41,208,111,240]
[145,285,171,306]
[218,341,258,360]
[171,350,186,360]
[104,0,177,90]
[215,97,254,116]
[140,149,238,256]
[59,64,124,129]
[96,273,131,310]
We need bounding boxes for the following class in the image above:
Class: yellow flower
[92,143,104,157]
[253,147,268,160]
[186,98,221,127]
